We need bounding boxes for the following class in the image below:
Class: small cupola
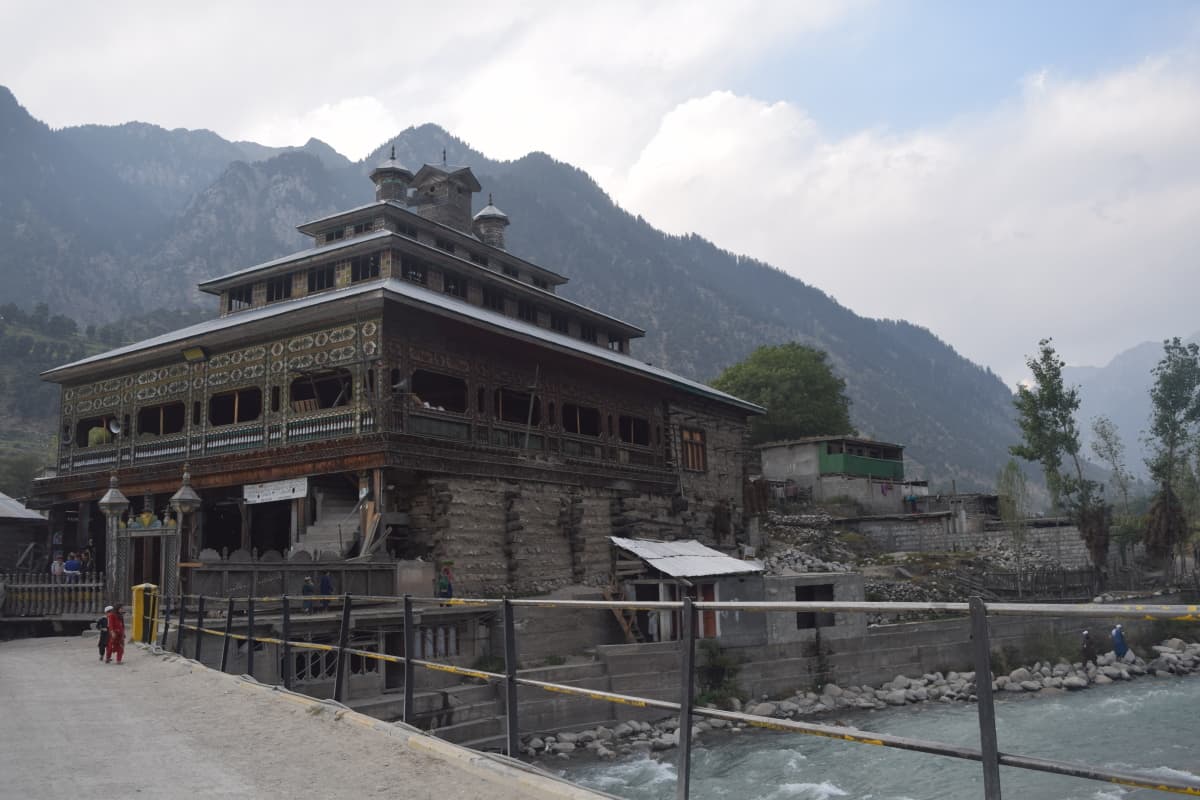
[473,194,510,250]
[369,146,413,203]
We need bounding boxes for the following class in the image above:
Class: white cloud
[618,57,1200,384]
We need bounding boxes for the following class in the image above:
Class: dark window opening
[289,369,352,412]
[619,415,650,446]
[137,402,185,437]
[562,403,601,437]
[470,252,489,267]
[494,388,541,425]
[75,416,115,448]
[502,265,519,279]
[482,288,505,312]
[443,273,467,299]
[228,285,253,311]
[350,253,381,282]
[579,324,597,343]
[325,228,345,243]
[266,275,292,303]
[396,223,418,238]
[550,313,569,334]
[270,386,280,412]
[434,237,456,253]
[796,584,836,629]
[209,387,263,426]
[192,402,201,426]
[410,370,468,413]
[401,254,428,285]
[353,221,373,235]
[517,301,537,323]
[308,265,335,293]
[608,337,626,353]
[681,428,706,471]
[534,278,549,290]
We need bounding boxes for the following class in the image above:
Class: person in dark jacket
[301,576,315,614]
[318,571,334,612]
[1081,629,1097,665]
[98,606,111,661]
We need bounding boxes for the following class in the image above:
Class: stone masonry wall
[843,516,1095,568]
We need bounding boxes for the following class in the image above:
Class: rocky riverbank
[523,637,1200,762]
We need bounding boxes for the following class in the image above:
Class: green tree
[1146,338,1200,575]
[711,343,852,444]
[1011,338,1109,577]
[1091,415,1140,565]
[996,458,1030,597]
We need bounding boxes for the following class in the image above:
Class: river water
[562,675,1200,800]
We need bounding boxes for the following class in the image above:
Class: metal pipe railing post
[503,598,520,758]
[246,595,256,678]
[159,601,172,649]
[219,597,234,673]
[403,594,415,725]
[676,595,697,800]
[333,593,353,703]
[970,596,1003,799]
[175,595,187,655]
[281,595,293,690]
[194,595,207,662]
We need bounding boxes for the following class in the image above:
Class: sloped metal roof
[0,491,45,521]
[41,278,764,414]
[610,536,763,578]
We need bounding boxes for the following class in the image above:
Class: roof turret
[369,146,413,202]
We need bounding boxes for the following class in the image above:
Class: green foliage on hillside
[711,343,852,444]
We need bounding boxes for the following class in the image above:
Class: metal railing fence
[141,590,1200,799]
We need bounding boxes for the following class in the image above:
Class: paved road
[0,636,606,800]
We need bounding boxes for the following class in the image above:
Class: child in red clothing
[105,604,126,663]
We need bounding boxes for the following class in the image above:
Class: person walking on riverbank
[105,605,125,664]
[1112,624,1130,661]
[1081,629,1097,664]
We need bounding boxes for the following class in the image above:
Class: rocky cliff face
[0,88,1021,490]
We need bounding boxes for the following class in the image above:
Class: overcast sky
[3,0,1199,385]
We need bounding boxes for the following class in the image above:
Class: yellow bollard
[131,583,158,644]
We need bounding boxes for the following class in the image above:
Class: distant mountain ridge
[0,86,1025,491]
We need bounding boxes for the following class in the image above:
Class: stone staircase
[350,660,621,752]
[298,489,360,557]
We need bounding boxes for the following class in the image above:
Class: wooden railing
[0,572,107,617]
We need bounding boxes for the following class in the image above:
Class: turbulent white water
[562,675,1200,799]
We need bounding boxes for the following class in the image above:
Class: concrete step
[517,661,607,683]
[601,650,682,676]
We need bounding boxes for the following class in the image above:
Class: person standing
[1112,623,1129,660]
[50,555,64,581]
[1081,629,1097,665]
[436,567,454,599]
[301,576,315,614]
[318,571,334,612]
[97,606,111,661]
[63,552,82,583]
[105,604,125,664]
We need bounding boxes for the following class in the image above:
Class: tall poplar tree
[1010,339,1109,577]
[1145,337,1200,576]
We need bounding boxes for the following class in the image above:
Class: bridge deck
[0,636,607,800]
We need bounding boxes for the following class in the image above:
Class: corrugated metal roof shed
[610,536,762,578]
[0,491,45,521]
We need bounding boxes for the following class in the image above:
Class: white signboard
[244,477,308,505]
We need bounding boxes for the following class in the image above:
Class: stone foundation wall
[843,516,1096,568]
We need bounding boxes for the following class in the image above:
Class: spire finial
[442,148,447,165]
[390,145,395,160]
[489,193,494,205]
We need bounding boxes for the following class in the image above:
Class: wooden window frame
[681,428,707,472]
